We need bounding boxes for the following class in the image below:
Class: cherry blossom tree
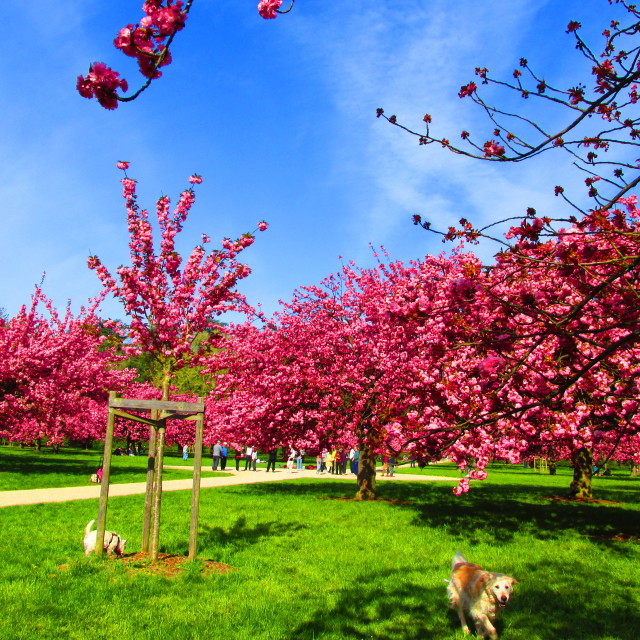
[206,238,640,499]
[88,161,266,401]
[205,251,498,499]
[372,1,640,498]
[0,288,136,449]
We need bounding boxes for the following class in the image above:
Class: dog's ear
[509,577,519,586]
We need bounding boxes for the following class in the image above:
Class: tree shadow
[224,480,640,554]
[195,515,308,555]
[288,567,444,640]
[288,561,640,640]
[387,483,640,553]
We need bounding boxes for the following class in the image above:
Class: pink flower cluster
[77,1,190,109]
[77,63,128,110]
[258,0,283,19]
[115,1,186,79]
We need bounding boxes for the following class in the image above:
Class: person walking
[380,454,389,477]
[349,447,355,474]
[212,441,222,471]
[340,449,348,475]
[251,447,258,471]
[244,445,253,471]
[182,444,189,461]
[287,447,296,473]
[296,449,304,471]
[388,454,397,477]
[220,442,228,470]
[235,447,244,471]
[316,452,323,475]
[267,448,278,472]
[353,449,359,476]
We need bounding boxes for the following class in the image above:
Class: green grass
[0,446,232,491]
[0,469,638,640]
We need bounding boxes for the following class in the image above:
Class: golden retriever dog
[83,519,127,557]
[445,550,518,640]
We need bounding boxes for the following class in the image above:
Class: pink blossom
[189,174,203,184]
[76,62,126,110]
[117,161,130,171]
[258,221,268,232]
[458,82,477,99]
[258,0,282,19]
[478,355,505,377]
[483,140,505,158]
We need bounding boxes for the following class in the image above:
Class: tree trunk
[569,448,593,499]
[355,445,377,500]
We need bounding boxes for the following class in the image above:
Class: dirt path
[0,466,456,508]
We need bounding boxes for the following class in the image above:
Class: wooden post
[95,391,117,557]
[141,411,158,554]
[188,399,204,561]
[150,419,166,562]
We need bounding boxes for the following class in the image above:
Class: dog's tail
[452,548,467,568]
[85,519,96,536]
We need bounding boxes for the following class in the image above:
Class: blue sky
[1,0,615,322]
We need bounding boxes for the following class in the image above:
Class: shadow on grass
[230,479,640,553]
[197,515,308,554]
[289,562,640,640]
[289,568,442,640]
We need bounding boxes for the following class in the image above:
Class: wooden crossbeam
[109,397,205,412]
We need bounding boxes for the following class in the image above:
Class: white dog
[83,519,127,557]
[445,550,518,640]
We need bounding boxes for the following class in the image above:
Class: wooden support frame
[96,393,205,563]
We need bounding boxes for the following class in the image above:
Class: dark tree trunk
[569,448,593,499]
[355,446,377,500]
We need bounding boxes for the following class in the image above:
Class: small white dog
[445,550,518,640]
[83,519,127,557]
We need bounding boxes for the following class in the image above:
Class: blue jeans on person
[212,455,220,471]
[296,456,302,470]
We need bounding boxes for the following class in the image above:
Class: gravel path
[0,466,456,508]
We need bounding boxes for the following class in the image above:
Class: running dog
[83,519,127,557]
[445,550,518,640]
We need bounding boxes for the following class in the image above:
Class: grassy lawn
[0,466,638,640]
[0,446,232,491]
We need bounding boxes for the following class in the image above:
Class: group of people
[207,443,360,474]
[315,447,359,475]
[205,444,406,477]
[211,441,242,471]
[210,442,260,471]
